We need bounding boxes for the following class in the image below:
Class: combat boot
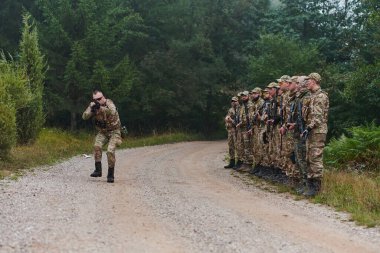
[224,159,235,169]
[295,178,307,194]
[303,178,321,197]
[249,164,260,175]
[90,162,102,177]
[233,160,243,170]
[107,167,114,183]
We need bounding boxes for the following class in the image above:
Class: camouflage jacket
[238,100,254,129]
[82,99,121,132]
[289,90,311,138]
[225,106,239,130]
[305,88,329,134]
[250,97,264,126]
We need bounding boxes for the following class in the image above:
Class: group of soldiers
[224,73,329,197]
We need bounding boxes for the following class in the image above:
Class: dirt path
[0,141,379,252]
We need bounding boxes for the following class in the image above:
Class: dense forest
[0,0,379,139]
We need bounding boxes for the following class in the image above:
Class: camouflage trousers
[259,129,270,167]
[306,133,326,179]
[295,137,307,180]
[94,129,122,168]
[227,129,236,160]
[282,132,297,177]
[241,129,253,164]
[252,126,261,165]
[268,127,279,167]
[236,128,244,161]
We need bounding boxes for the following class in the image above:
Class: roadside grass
[0,128,202,180]
[315,171,380,227]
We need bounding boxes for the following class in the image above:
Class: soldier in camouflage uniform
[276,75,291,174]
[266,82,280,169]
[235,91,254,170]
[224,96,239,168]
[249,88,265,174]
[82,90,122,183]
[288,75,311,193]
[281,76,299,185]
[234,92,244,169]
[303,73,329,197]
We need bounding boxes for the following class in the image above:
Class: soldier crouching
[82,90,122,183]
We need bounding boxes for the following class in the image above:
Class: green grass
[0,128,202,179]
[315,171,380,227]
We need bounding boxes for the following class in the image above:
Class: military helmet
[276,75,291,83]
[267,82,279,88]
[305,72,321,82]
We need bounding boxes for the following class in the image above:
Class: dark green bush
[324,124,380,172]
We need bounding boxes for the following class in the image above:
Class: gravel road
[1,141,379,253]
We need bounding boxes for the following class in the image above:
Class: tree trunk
[70,111,77,131]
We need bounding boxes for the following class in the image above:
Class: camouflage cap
[263,88,270,93]
[297,76,308,87]
[276,75,291,83]
[237,92,243,97]
[267,82,279,88]
[241,90,249,96]
[251,87,262,94]
[305,72,321,82]
[231,96,238,102]
[290,76,299,83]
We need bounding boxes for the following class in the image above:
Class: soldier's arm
[307,94,326,130]
[82,105,94,120]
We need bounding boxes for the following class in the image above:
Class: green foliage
[17,13,46,144]
[248,34,322,86]
[324,124,380,172]
[0,103,17,157]
[0,56,31,157]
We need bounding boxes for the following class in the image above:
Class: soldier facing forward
[82,90,122,183]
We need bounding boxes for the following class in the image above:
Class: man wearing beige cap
[235,91,254,170]
[224,96,239,168]
[303,73,329,197]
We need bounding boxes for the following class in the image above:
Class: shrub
[324,124,380,172]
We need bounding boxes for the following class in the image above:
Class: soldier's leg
[106,130,122,183]
[225,130,236,168]
[91,132,108,177]
[242,130,253,165]
[307,133,326,179]
[304,133,326,196]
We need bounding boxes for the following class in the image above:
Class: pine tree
[17,13,46,144]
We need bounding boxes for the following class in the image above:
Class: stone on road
[0,141,379,253]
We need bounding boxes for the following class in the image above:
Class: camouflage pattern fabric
[305,88,329,178]
[82,99,121,132]
[227,129,236,160]
[94,129,122,168]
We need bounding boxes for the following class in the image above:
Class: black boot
[224,159,235,169]
[303,178,321,197]
[233,160,243,170]
[107,167,114,183]
[90,162,102,177]
[249,164,260,175]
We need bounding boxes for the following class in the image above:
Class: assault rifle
[297,100,309,140]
